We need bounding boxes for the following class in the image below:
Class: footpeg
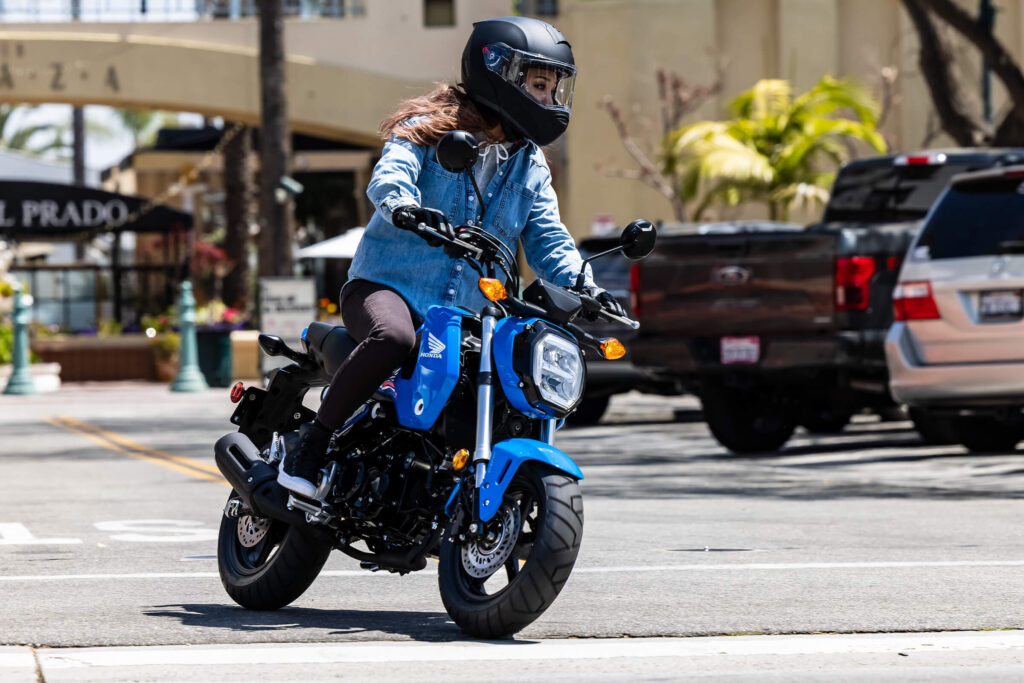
[359,561,382,572]
[286,494,332,524]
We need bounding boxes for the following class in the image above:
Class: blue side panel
[477,438,583,522]
[394,306,468,431]
[492,317,549,419]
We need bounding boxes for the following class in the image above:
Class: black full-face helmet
[461,15,576,147]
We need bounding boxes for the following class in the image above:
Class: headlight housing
[523,329,585,415]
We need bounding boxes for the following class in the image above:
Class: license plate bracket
[979,289,1023,320]
[721,336,761,365]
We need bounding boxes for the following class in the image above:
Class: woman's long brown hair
[379,83,499,146]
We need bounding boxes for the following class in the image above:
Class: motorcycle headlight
[530,331,585,412]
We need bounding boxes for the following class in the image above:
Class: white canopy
[295,227,365,259]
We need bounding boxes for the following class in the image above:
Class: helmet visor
[482,42,576,110]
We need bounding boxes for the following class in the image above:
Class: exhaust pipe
[214,433,306,526]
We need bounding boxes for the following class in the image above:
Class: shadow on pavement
[143,603,490,642]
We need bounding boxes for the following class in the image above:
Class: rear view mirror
[436,130,480,173]
[620,219,656,260]
[258,334,287,357]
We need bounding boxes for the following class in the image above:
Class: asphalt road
[2,383,1024,680]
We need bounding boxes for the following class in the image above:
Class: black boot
[277,420,332,498]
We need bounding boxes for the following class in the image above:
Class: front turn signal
[478,278,507,301]
[600,338,626,360]
[452,448,470,471]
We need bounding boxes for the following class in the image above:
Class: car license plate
[721,336,760,365]
[979,290,1023,319]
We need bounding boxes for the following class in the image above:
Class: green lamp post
[171,281,209,393]
[4,284,37,396]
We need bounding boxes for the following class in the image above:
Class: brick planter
[32,335,158,382]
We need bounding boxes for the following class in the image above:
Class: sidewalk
[4,631,1024,682]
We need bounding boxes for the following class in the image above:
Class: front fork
[469,309,556,525]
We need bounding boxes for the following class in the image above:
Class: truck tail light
[835,256,876,311]
[629,263,642,317]
[895,153,947,166]
[893,281,940,321]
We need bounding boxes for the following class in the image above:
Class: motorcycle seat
[304,322,357,376]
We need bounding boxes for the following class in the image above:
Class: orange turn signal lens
[478,278,507,301]
[452,448,470,471]
[600,338,626,360]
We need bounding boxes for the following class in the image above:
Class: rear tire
[701,384,795,454]
[438,465,583,638]
[952,416,1024,453]
[217,493,332,610]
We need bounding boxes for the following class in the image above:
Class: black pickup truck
[628,148,1024,453]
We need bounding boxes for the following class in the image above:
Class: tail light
[895,153,947,166]
[230,381,245,403]
[835,256,876,311]
[629,263,641,317]
[893,281,940,321]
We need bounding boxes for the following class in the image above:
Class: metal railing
[0,0,362,22]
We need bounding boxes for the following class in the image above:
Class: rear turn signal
[893,281,940,321]
[230,381,245,403]
[600,338,626,360]
[478,278,507,301]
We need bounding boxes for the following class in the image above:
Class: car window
[914,178,1024,260]
[824,160,998,223]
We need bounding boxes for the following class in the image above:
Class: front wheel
[438,465,583,638]
[217,492,332,610]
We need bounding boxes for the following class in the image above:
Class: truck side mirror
[620,219,656,260]
[436,130,480,173]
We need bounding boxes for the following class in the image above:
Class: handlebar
[417,220,640,331]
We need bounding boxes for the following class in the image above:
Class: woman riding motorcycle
[278,15,625,497]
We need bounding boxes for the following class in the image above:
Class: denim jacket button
[456,265,463,271]
[448,289,455,295]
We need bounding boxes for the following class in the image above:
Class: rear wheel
[217,493,331,610]
[701,384,795,454]
[438,465,583,638]
[952,416,1024,453]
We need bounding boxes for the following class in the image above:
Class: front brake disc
[460,504,522,579]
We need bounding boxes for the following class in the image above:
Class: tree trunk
[222,125,251,309]
[258,0,293,278]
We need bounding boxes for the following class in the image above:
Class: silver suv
[886,165,1024,451]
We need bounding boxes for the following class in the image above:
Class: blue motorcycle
[213,131,656,638]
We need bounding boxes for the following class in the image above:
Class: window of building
[424,0,455,27]
[516,0,559,16]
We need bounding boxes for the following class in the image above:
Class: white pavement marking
[0,522,82,546]
[5,559,1024,582]
[31,631,1024,669]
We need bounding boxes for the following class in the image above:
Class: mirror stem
[574,245,628,290]
[468,171,485,210]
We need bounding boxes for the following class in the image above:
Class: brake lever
[578,292,640,330]
[419,225,484,260]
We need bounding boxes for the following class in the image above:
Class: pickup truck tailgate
[635,231,838,337]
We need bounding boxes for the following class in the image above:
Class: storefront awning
[0,181,193,237]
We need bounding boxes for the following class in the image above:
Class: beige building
[0,0,1019,236]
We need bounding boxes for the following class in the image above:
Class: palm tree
[0,105,62,155]
[114,109,179,147]
[664,77,887,221]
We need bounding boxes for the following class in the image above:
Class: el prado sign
[0,181,193,235]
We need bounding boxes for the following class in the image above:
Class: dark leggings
[315,279,418,430]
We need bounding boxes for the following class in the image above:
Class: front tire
[217,493,332,610]
[438,465,583,638]
[952,416,1024,453]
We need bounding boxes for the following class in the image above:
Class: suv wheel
[952,415,1024,453]
[909,407,957,445]
[701,383,795,454]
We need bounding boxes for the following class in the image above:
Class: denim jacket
[347,132,595,319]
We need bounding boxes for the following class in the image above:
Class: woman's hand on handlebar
[583,285,627,318]
[392,205,457,246]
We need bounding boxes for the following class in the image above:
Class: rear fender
[477,439,583,522]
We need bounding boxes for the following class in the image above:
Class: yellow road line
[48,416,228,487]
